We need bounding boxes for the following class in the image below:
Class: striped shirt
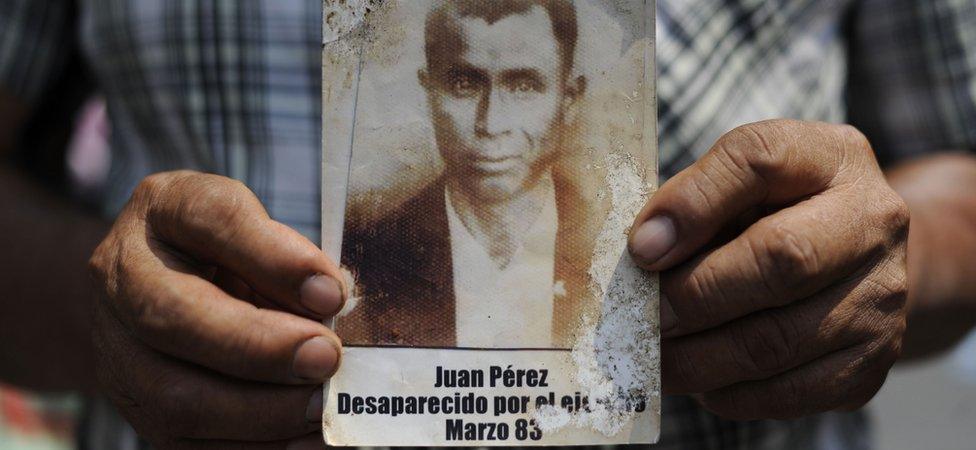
[2,0,975,449]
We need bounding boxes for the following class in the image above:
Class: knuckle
[133,171,195,210]
[90,236,131,306]
[755,225,820,297]
[728,312,799,376]
[701,138,754,196]
[89,222,140,300]
[829,124,876,170]
[179,175,250,220]
[677,265,724,328]
[882,276,909,316]
[887,320,907,359]
[862,267,909,318]
[135,172,172,197]
[683,173,721,216]
[722,123,780,166]
[88,241,112,286]
[879,191,911,238]
[838,124,873,155]
[164,175,263,251]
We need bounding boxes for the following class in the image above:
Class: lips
[467,155,523,174]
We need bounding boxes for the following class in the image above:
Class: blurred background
[871,333,976,450]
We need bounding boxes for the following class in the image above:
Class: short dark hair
[424,0,578,79]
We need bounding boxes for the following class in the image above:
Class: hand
[629,120,909,420]
[90,171,343,449]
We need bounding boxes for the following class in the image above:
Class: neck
[447,172,554,268]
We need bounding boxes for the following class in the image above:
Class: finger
[659,184,902,336]
[629,120,881,271]
[95,302,325,442]
[662,260,903,394]
[93,228,342,384]
[695,340,899,421]
[140,172,347,318]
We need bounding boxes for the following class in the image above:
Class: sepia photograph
[333,0,655,349]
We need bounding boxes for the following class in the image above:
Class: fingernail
[293,336,340,380]
[631,216,677,265]
[287,434,326,450]
[660,293,678,335]
[306,389,324,422]
[300,274,344,317]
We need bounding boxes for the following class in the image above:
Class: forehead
[438,6,560,75]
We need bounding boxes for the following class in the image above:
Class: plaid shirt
[2,0,975,449]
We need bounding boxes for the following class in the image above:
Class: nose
[475,87,510,138]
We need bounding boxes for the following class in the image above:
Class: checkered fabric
[2,0,975,449]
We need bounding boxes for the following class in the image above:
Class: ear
[563,75,587,105]
[561,75,587,123]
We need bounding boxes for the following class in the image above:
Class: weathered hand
[629,120,909,420]
[90,171,341,449]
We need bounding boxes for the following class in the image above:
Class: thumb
[628,120,867,271]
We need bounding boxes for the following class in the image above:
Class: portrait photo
[330,0,655,349]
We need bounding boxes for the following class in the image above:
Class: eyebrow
[445,64,485,76]
[437,65,544,82]
[499,68,544,83]
[435,64,487,80]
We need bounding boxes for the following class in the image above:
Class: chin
[464,177,526,203]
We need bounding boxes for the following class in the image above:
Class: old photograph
[332,0,655,350]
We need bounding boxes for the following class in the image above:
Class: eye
[448,73,481,98]
[514,80,536,93]
[506,77,544,98]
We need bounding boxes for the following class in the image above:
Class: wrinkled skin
[630,119,909,419]
[89,120,910,448]
[90,171,340,449]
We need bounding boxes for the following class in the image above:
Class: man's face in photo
[422,4,579,203]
